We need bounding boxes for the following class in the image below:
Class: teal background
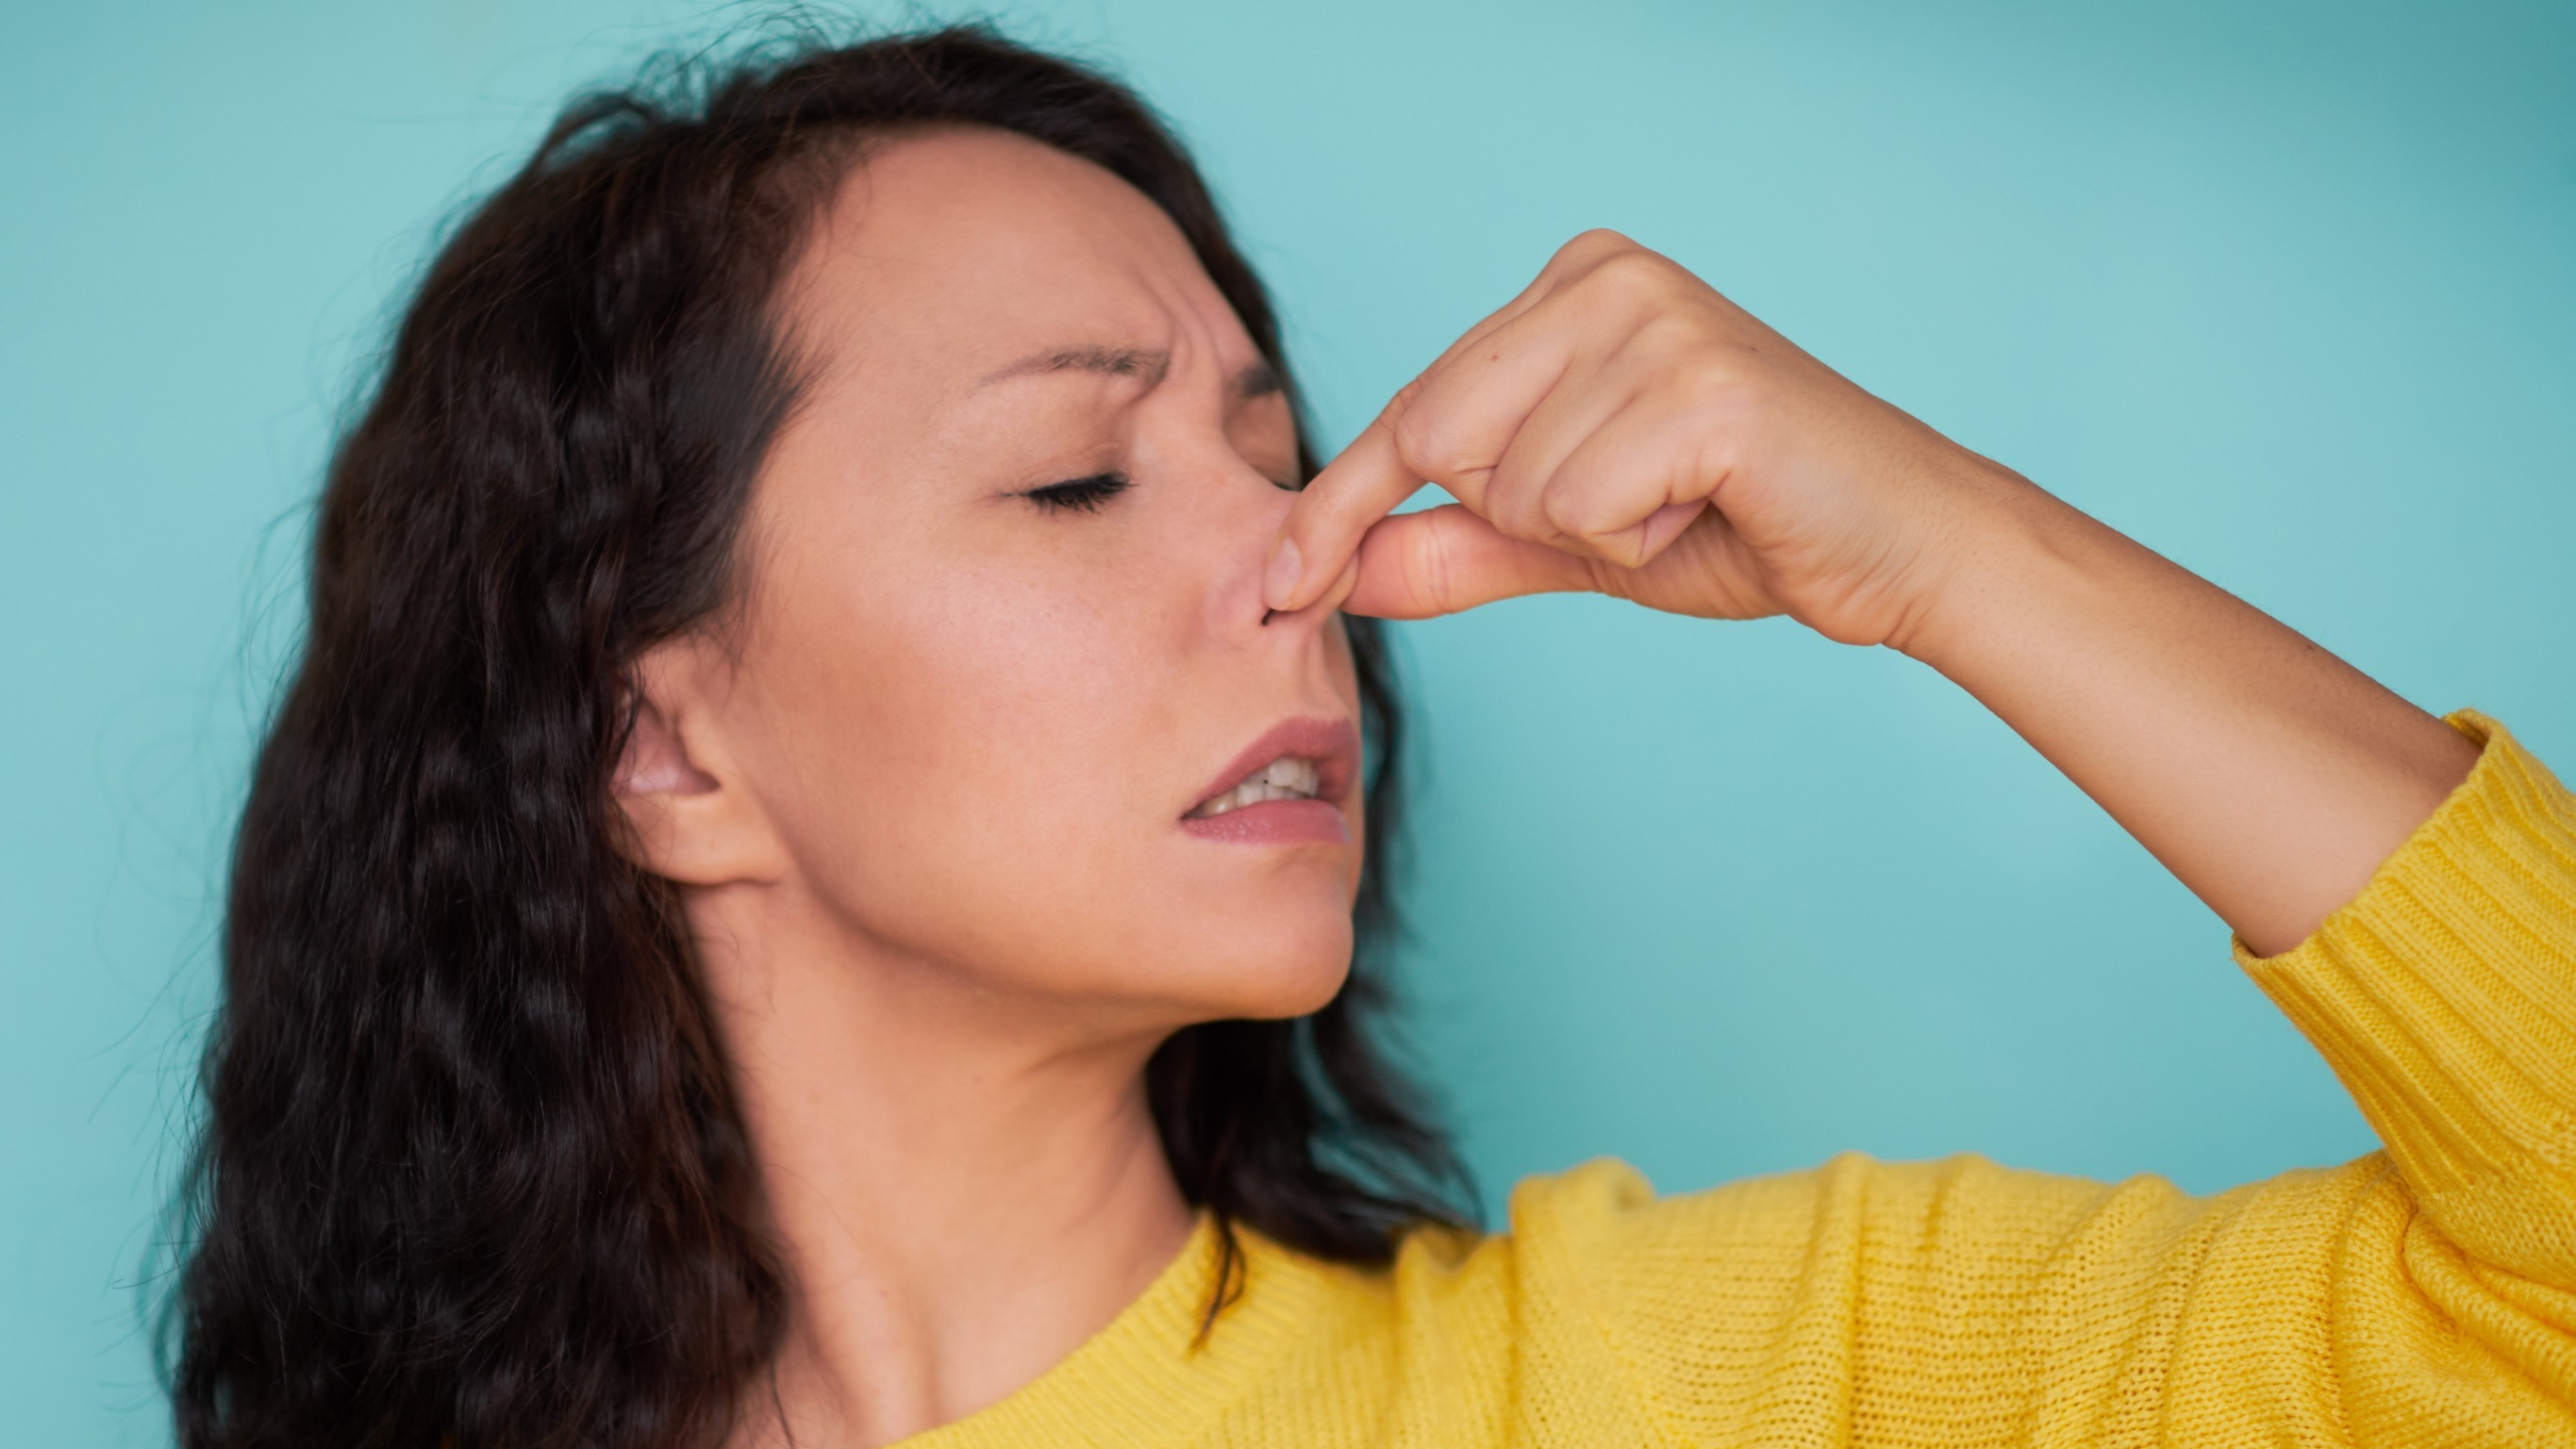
[6,1,2572,1440]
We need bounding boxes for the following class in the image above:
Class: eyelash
[1021,472,1132,513]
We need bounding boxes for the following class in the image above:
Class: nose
[1199,464,1330,643]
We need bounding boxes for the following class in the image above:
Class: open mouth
[1185,756,1324,820]
[1179,716,1359,843]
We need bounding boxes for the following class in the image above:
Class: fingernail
[1263,536,1303,611]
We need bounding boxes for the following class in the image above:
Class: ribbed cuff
[2235,711,2576,1283]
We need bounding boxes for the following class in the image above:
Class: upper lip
[1185,715,1362,818]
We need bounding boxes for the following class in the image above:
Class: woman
[171,25,2574,1449]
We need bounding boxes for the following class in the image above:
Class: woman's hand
[1274,230,2478,957]
[1264,229,2025,650]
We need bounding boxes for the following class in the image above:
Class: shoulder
[1350,1156,2146,1437]
[1391,1153,2221,1346]
[1485,1152,2135,1265]
[1330,1155,2370,1441]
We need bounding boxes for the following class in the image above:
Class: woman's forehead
[784,127,1242,389]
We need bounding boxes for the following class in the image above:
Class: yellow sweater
[917,712,2576,1448]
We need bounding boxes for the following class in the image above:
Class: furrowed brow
[1231,358,1285,401]
[976,345,1172,389]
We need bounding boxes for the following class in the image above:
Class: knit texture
[908,710,2576,1448]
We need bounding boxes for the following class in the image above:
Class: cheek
[757,559,1146,891]
[741,558,1356,1018]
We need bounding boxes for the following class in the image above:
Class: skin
[616,128,1362,1446]
[1265,230,2478,954]
[616,134,2479,1447]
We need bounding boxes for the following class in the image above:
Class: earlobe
[612,644,785,888]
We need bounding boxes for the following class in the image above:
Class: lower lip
[1179,799,1351,846]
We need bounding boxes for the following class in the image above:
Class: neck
[696,881,1198,1449]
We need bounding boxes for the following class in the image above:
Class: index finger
[1265,249,1604,614]
[1263,410,1426,614]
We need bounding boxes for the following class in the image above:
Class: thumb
[1344,504,1594,620]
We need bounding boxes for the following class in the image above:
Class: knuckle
[1635,306,1716,358]
[1673,348,1750,410]
[1542,228,1641,286]
[1537,478,1586,530]
[1539,485,1615,552]
[1577,246,1677,309]
[1389,408,1475,482]
[1501,504,1552,547]
[1609,246,1677,289]
[1636,321,1739,398]
[1535,505,1618,561]
[1560,226,1638,261]
[1486,473,1548,540]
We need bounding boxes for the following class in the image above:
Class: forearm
[1286,234,2477,955]
[1896,465,2478,956]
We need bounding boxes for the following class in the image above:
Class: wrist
[1878,455,2088,675]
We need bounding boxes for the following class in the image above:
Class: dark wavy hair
[169,25,1468,1449]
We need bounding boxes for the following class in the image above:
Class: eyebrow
[977,344,1284,401]
[1233,358,1284,400]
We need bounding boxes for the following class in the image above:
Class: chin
[1165,902,1356,1023]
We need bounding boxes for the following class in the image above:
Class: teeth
[1188,756,1322,819]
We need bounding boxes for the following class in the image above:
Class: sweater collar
[890,1213,1342,1449]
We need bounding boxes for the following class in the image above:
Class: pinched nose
[1205,475,1316,637]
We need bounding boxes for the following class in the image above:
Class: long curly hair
[169,26,1468,1449]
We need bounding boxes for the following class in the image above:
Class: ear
[612,640,787,888]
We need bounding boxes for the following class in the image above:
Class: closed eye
[1020,472,1132,513]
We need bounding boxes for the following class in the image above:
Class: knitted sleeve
[1502,710,2576,1448]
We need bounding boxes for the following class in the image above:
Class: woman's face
[665,126,1365,1030]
